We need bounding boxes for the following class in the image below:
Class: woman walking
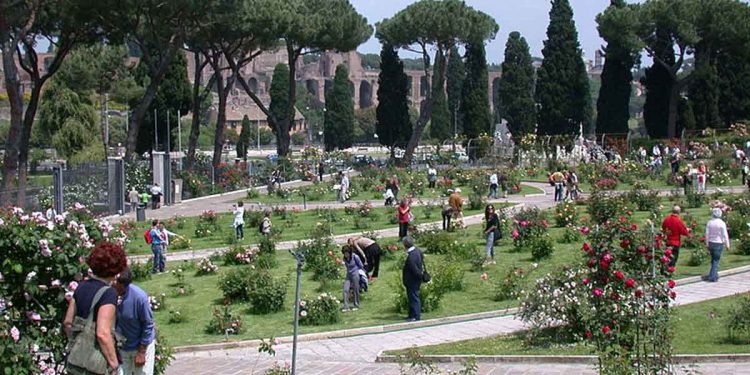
[341,246,364,312]
[397,199,411,239]
[233,201,245,240]
[703,208,730,282]
[483,205,500,265]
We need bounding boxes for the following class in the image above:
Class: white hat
[455,188,462,193]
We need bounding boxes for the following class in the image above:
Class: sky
[350,0,634,63]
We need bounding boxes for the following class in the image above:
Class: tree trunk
[403,47,443,166]
[278,45,298,158]
[16,85,43,207]
[667,86,680,139]
[101,93,108,158]
[186,52,205,171]
[0,43,23,204]
[211,71,229,180]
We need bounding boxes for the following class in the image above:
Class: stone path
[167,271,750,375]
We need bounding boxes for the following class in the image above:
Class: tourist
[397,199,411,239]
[261,210,272,236]
[158,221,180,255]
[63,242,127,375]
[389,175,400,200]
[150,183,162,209]
[427,165,437,189]
[652,143,662,158]
[338,172,350,203]
[45,204,56,220]
[149,220,166,273]
[128,187,140,213]
[703,208,730,282]
[638,146,647,163]
[318,161,325,182]
[383,187,395,206]
[488,172,498,199]
[696,161,708,194]
[140,190,150,209]
[341,246,364,312]
[270,168,282,189]
[662,205,690,268]
[743,156,750,186]
[498,171,508,198]
[232,201,245,240]
[670,149,681,175]
[550,169,565,202]
[683,164,696,196]
[483,204,500,265]
[566,169,579,200]
[348,236,381,280]
[441,204,454,231]
[114,268,155,375]
[448,188,465,228]
[401,236,425,322]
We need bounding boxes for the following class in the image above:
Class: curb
[172,307,519,354]
[374,353,750,365]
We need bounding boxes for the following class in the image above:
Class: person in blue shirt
[341,246,364,312]
[149,220,165,273]
[114,268,155,375]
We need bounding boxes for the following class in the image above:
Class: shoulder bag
[421,251,431,283]
[65,286,116,375]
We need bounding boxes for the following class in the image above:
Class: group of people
[662,205,730,282]
[231,201,273,241]
[339,236,383,312]
[128,184,163,212]
[64,244,155,375]
[146,220,181,274]
[548,169,580,202]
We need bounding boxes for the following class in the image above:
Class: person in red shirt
[397,199,411,239]
[661,205,690,267]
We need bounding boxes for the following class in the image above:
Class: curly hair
[87,241,127,278]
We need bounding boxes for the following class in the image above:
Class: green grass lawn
[137,198,750,347]
[387,293,750,356]
[124,205,487,255]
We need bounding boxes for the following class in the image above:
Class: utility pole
[289,250,305,375]
[154,109,159,151]
[177,110,182,170]
[452,106,458,153]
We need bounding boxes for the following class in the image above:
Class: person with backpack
[63,242,127,375]
[483,204,501,265]
[113,268,155,375]
[260,211,272,236]
[232,201,245,240]
[341,246,364,312]
[146,220,166,273]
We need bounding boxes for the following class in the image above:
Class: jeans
[406,285,421,320]
[554,183,564,201]
[399,222,409,239]
[489,184,498,199]
[120,341,156,375]
[442,211,452,230]
[668,245,680,268]
[342,272,360,310]
[151,244,165,273]
[235,224,244,240]
[485,231,495,258]
[365,244,381,278]
[707,242,724,282]
[428,179,436,188]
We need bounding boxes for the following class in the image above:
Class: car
[452,151,469,162]
[266,154,278,161]
[353,154,374,166]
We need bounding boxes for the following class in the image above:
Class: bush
[205,303,244,335]
[170,268,194,297]
[415,229,459,255]
[247,271,287,314]
[687,248,708,267]
[626,189,660,213]
[494,266,533,301]
[218,267,254,301]
[684,191,707,209]
[557,225,582,244]
[431,260,465,293]
[170,236,191,250]
[468,192,487,211]
[391,276,444,314]
[130,260,153,282]
[168,310,187,324]
[224,245,259,266]
[299,293,341,326]
[195,210,220,238]
[511,207,550,251]
[554,200,578,227]
[587,192,627,224]
[593,178,618,191]
[195,257,219,276]
[296,237,340,281]
[530,235,555,261]
[737,232,750,256]
[726,212,748,238]
[726,293,750,342]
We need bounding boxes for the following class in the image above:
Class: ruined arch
[359,80,373,108]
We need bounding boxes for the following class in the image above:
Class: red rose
[630,224,638,230]
[584,330,593,339]
[588,258,597,268]
[601,276,609,285]
[614,270,625,280]
[619,216,627,223]
[599,260,610,270]
[634,289,644,298]
[667,280,676,289]
[582,243,592,253]
[664,248,673,257]
[627,211,633,216]
[602,326,611,334]
[625,279,636,288]
[620,240,630,248]
[659,256,670,264]
[667,266,676,273]
[669,291,677,299]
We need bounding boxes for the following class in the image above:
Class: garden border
[373,353,750,365]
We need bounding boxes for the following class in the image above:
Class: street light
[289,250,305,375]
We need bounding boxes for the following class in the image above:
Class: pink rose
[10,326,20,342]
[582,278,590,285]
[580,226,590,235]
[68,281,79,291]
[593,288,604,297]
[480,273,488,281]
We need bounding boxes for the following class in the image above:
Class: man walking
[662,205,690,268]
[150,183,162,209]
[401,236,424,322]
[550,169,565,202]
[339,172,350,203]
[149,220,166,273]
[488,172,498,199]
[114,268,156,375]
[129,187,140,213]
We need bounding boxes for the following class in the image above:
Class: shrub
[130,260,153,282]
[431,260,465,293]
[687,248,708,267]
[593,178,617,191]
[558,225,582,244]
[205,303,244,335]
[170,236,191,250]
[247,271,288,314]
[587,192,627,224]
[296,237,340,281]
[511,208,550,251]
[391,276,444,314]
[415,229,459,255]
[737,232,750,256]
[726,212,748,238]
[626,189,660,213]
[726,293,750,342]
[684,191,707,209]
[218,267,254,301]
[224,245,260,266]
[299,293,341,326]
[195,257,219,276]
[149,294,167,312]
[195,210,220,238]
[494,266,534,301]
[170,268,194,297]
[530,235,555,260]
[246,188,260,199]
[554,200,578,227]
[168,310,187,324]
[468,192,487,211]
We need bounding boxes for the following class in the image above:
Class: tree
[36,81,97,158]
[376,43,412,159]
[446,46,465,138]
[461,42,492,154]
[535,0,592,135]
[717,51,750,126]
[641,29,675,139]
[324,65,355,151]
[596,0,640,134]
[234,0,372,158]
[376,0,498,164]
[236,115,252,161]
[1,0,99,205]
[269,64,291,139]
[497,31,536,136]
[429,54,451,141]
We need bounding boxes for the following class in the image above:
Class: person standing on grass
[389,175,400,200]
[427,165,437,189]
[397,199,411,239]
[550,169,565,202]
[338,172,350,203]
[232,201,245,240]
[448,188,465,229]
[149,220,166,273]
[484,204,500,265]
[488,172,498,199]
[341,246,364,312]
[348,236,381,280]
[114,268,155,375]
[670,148,681,175]
[261,211,272,236]
[703,208,730,283]
[742,156,749,186]
[401,236,424,322]
[697,161,708,194]
[318,161,325,182]
[662,205,690,268]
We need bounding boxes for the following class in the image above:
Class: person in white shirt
[652,144,662,157]
[45,204,56,220]
[339,172,350,203]
[703,208,730,282]
[261,211,272,236]
[488,173,498,199]
[427,165,437,189]
[232,201,245,240]
[158,222,181,254]
[150,183,162,209]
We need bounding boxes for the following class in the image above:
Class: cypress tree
[497,31,536,136]
[596,0,637,134]
[689,58,721,129]
[269,64,290,138]
[535,0,591,135]
[236,115,252,161]
[446,46,465,138]
[461,42,491,150]
[642,28,675,139]
[717,51,750,126]
[324,64,355,151]
[375,44,412,158]
[429,53,451,141]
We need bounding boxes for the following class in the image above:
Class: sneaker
[342,308,350,312]
[351,307,359,311]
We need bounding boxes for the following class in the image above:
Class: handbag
[421,252,431,283]
[65,286,115,375]
[408,212,415,223]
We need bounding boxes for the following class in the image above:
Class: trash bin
[136,205,146,222]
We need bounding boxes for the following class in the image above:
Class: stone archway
[305,79,320,102]
[248,77,259,94]
[420,75,429,97]
[359,80,373,108]
[324,79,333,95]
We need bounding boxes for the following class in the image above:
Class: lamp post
[289,250,305,375]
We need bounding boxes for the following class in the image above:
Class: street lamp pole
[289,250,305,375]
[453,106,458,153]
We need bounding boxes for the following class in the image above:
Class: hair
[151,219,159,226]
[672,205,681,214]
[341,246,352,258]
[87,242,127,278]
[264,210,271,218]
[402,236,415,248]
[484,204,495,219]
[400,198,408,206]
[237,201,244,207]
[116,267,133,287]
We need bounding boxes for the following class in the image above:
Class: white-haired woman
[703,208,730,282]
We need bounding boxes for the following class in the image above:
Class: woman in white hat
[703,207,730,282]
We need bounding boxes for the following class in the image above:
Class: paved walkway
[168,270,750,374]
